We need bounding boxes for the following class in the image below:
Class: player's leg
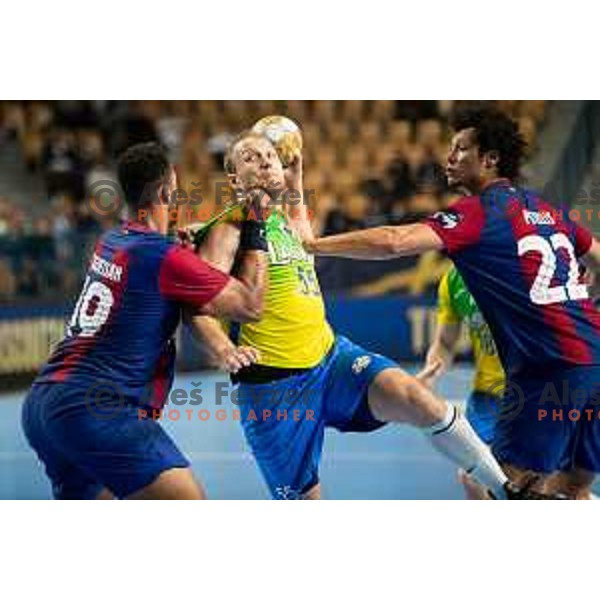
[126,467,206,500]
[22,383,107,500]
[367,367,446,425]
[552,369,600,499]
[23,382,204,500]
[35,386,203,499]
[302,483,321,500]
[491,372,580,495]
[458,391,502,499]
[322,336,510,498]
[237,368,327,500]
[80,410,204,499]
[366,367,509,498]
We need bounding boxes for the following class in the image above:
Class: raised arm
[304,223,444,260]
[282,154,315,242]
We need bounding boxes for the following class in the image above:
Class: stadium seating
[0,100,548,300]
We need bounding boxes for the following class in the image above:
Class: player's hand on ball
[283,153,303,193]
[220,346,261,373]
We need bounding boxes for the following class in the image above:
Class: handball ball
[252,115,303,167]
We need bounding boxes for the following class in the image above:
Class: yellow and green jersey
[238,210,334,368]
[437,267,505,395]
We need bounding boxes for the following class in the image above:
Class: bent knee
[368,369,446,426]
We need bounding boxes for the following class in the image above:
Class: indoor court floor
[2,366,594,499]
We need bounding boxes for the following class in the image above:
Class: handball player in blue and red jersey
[304,107,600,498]
[22,142,268,499]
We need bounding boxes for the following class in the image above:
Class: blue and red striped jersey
[426,180,600,379]
[37,221,230,409]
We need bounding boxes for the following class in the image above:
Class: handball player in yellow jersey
[421,266,505,444]
[187,129,522,500]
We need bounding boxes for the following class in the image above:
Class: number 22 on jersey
[518,232,588,306]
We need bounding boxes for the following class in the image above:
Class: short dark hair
[450,107,527,180]
[117,142,170,209]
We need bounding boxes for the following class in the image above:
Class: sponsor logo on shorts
[352,355,372,375]
[274,485,301,500]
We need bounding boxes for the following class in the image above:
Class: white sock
[424,404,508,499]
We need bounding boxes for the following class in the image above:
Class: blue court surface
[2,367,597,499]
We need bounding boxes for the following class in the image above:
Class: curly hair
[450,106,527,180]
[117,142,170,209]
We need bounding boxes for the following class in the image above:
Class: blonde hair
[223,130,269,175]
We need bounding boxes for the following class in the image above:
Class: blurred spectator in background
[111,101,159,155]
[41,129,84,200]
[54,101,98,130]
[0,197,11,236]
[0,100,545,302]
[323,193,373,235]
[395,101,438,122]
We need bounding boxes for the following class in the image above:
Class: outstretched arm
[303,223,444,260]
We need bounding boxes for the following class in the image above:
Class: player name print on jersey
[90,253,123,282]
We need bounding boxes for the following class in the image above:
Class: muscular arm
[198,222,266,322]
[304,223,444,260]
[184,222,263,372]
[283,154,314,242]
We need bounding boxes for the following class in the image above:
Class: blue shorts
[465,391,502,445]
[22,382,189,499]
[237,335,397,499]
[492,366,600,473]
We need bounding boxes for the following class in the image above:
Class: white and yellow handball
[252,115,303,167]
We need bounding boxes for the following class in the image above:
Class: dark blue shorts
[492,366,600,473]
[22,382,189,499]
[238,336,397,499]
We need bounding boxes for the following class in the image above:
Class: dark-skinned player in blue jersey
[303,107,600,499]
[22,142,268,499]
